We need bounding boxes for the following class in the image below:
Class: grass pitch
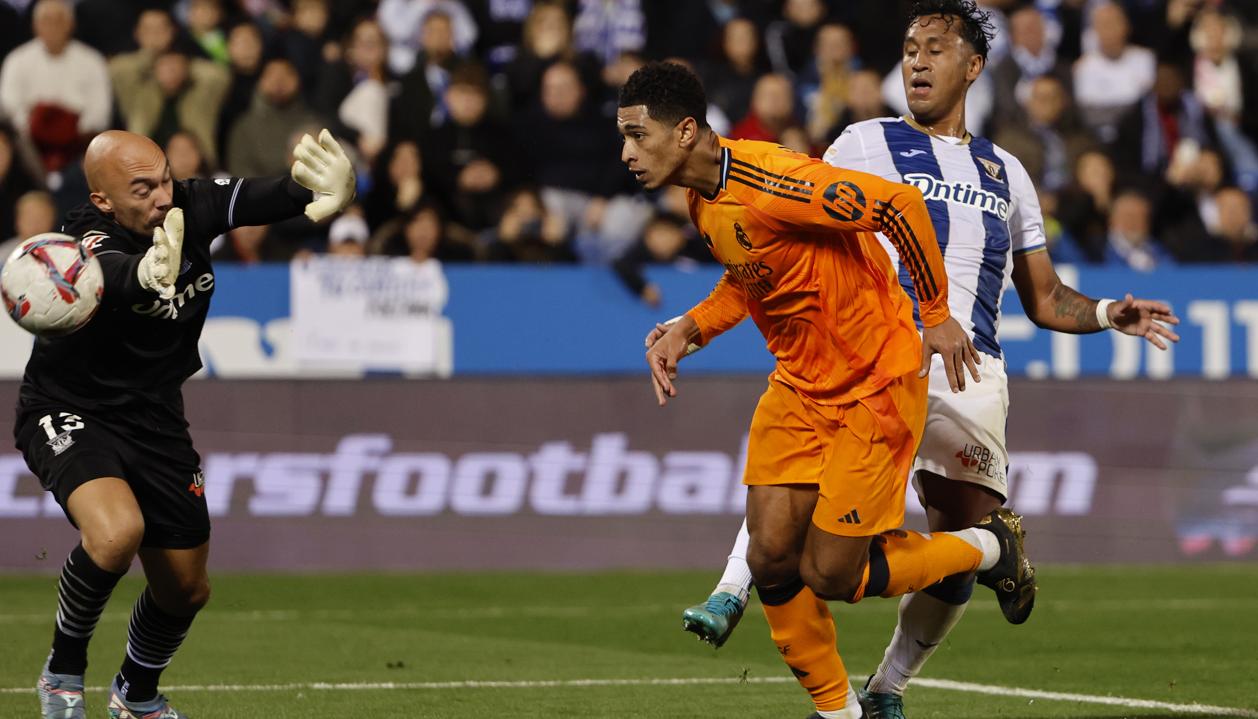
[1,565,1255,718]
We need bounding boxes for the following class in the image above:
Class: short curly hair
[908,0,997,61]
[618,61,709,128]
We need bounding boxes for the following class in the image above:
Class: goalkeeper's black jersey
[18,176,310,413]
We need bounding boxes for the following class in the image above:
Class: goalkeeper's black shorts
[14,395,210,549]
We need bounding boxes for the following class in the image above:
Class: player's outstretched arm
[1011,249,1181,348]
[190,129,356,238]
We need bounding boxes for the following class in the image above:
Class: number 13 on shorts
[38,412,85,456]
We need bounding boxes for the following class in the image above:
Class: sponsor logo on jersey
[131,272,215,320]
[899,149,928,158]
[903,173,1010,221]
[723,260,775,299]
[821,180,867,222]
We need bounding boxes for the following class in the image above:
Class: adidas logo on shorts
[837,509,862,525]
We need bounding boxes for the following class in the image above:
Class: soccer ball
[1,233,104,337]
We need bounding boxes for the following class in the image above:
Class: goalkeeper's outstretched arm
[185,128,357,241]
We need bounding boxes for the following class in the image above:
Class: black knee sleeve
[755,575,806,606]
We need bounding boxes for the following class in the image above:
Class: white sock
[815,686,862,718]
[867,591,969,695]
[946,528,1000,571]
[713,518,753,604]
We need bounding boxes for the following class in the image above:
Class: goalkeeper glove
[291,128,356,222]
[137,207,184,301]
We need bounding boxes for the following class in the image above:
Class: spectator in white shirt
[1190,9,1258,193]
[0,0,111,170]
[1072,1,1155,143]
[378,0,478,76]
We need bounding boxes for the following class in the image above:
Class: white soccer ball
[1,233,104,337]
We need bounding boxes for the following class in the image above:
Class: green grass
[2,565,1256,717]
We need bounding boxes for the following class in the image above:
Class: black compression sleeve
[95,251,151,309]
[228,176,314,228]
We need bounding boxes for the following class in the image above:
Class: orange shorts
[742,372,928,537]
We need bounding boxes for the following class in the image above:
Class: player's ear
[677,117,698,149]
[966,54,984,83]
[89,191,112,215]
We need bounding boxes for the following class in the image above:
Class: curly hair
[618,61,709,128]
[908,0,997,61]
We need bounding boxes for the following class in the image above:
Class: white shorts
[910,353,1010,501]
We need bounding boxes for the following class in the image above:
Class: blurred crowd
[0,0,1255,308]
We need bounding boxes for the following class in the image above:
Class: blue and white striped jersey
[823,117,1047,359]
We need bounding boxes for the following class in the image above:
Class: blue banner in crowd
[192,264,1258,379]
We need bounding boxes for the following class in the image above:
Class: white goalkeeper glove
[291,128,356,223]
[137,207,184,300]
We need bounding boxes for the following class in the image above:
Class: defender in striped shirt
[676,2,1181,718]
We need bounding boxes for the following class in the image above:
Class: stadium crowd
[0,0,1255,306]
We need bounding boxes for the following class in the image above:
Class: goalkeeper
[15,129,355,719]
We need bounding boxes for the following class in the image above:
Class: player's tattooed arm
[1049,282,1101,331]
[1012,249,1181,347]
[1012,249,1102,334]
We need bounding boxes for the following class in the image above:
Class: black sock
[48,543,126,675]
[115,588,196,704]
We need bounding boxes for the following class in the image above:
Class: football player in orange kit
[618,62,1035,718]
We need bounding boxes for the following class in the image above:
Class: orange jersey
[685,137,949,405]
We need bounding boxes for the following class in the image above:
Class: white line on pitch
[908,677,1258,717]
[1,676,1255,716]
[0,597,1250,625]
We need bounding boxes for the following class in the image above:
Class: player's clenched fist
[291,128,356,222]
[138,207,184,300]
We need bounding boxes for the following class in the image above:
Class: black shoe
[975,507,1037,624]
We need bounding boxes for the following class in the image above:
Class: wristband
[1095,298,1115,330]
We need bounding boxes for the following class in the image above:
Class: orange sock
[851,530,985,602]
[758,579,853,713]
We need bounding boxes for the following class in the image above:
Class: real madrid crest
[734,222,752,250]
